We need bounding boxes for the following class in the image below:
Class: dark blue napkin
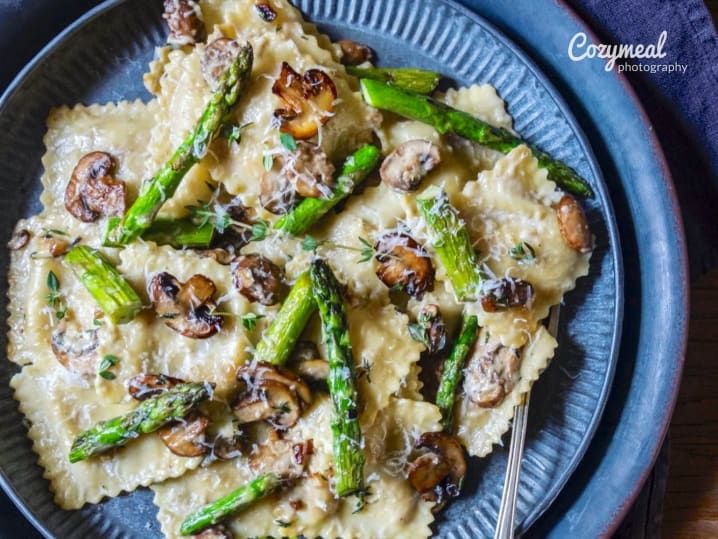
[568,0,718,277]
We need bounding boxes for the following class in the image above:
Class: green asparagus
[435,313,478,431]
[360,78,594,197]
[346,66,441,94]
[139,216,215,248]
[310,259,365,498]
[105,44,254,246]
[180,473,283,535]
[69,382,212,463]
[64,245,143,324]
[416,187,483,301]
[275,145,381,236]
[253,271,316,366]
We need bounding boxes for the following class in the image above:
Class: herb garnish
[98,354,120,380]
[509,241,536,263]
[45,270,66,321]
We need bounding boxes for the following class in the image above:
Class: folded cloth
[568,0,718,276]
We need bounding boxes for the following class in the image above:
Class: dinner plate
[0,0,632,537]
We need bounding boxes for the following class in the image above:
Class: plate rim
[0,0,629,537]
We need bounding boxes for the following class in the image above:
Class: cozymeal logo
[568,31,688,74]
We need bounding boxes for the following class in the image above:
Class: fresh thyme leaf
[509,241,536,263]
[249,219,269,242]
[279,132,297,151]
[42,228,69,237]
[301,235,319,252]
[55,308,66,321]
[98,371,116,380]
[93,318,103,327]
[46,270,59,293]
[240,313,265,331]
[358,236,373,250]
[98,354,120,380]
[262,153,274,171]
[274,519,292,528]
[273,401,291,414]
[357,236,375,263]
[407,323,427,345]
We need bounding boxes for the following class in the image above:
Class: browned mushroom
[380,140,441,192]
[8,229,31,251]
[64,152,125,222]
[338,39,373,65]
[148,272,223,338]
[163,0,204,46]
[233,362,311,429]
[556,194,593,253]
[260,159,300,215]
[272,62,337,140]
[408,432,466,503]
[284,141,336,199]
[415,304,447,355]
[374,232,435,298]
[254,1,277,21]
[35,233,73,257]
[194,524,234,539]
[158,412,210,457]
[128,373,185,400]
[480,278,534,312]
[51,324,99,376]
[463,329,521,408]
[231,254,284,305]
[201,38,242,88]
[211,433,245,461]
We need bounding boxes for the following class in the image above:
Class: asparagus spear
[435,313,478,431]
[253,271,316,366]
[64,245,143,324]
[310,259,365,498]
[140,216,215,248]
[360,79,594,197]
[275,145,381,236]
[180,473,283,535]
[416,187,483,301]
[105,44,254,246]
[346,66,441,94]
[69,382,212,462]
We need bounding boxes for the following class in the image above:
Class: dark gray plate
[0,0,622,537]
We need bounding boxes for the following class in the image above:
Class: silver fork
[494,305,561,539]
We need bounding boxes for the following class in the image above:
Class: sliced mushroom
[211,198,259,253]
[272,62,337,140]
[149,272,223,338]
[374,232,435,298]
[64,152,125,222]
[233,362,311,429]
[231,254,284,305]
[254,1,277,21]
[284,141,336,199]
[35,233,72,257]
[194,524,234,539]
[128,373,185,400]
[338,39,373,65]
[51,324,99,376]
[380,140,441,192]
[201,38,242,88]
[463,329,521,408]
[158,412,210,457]
[556,194,593,253]
[8,229,31,251]
[408,432,466,503]
[480,278,534,312]
[211,433,245,461]
[163,0,204,46]
[295,359,330,381]
[260,159,301,215]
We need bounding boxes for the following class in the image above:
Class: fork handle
[494,392,530,539]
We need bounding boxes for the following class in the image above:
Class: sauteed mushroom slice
[260,160,300,215]
[8,229,31,251]
[285,141,336,199]
[163,0,204,46]
[194,524,234,539]
[408,432,466,503]
[158,412,210,457]
[556,194,593,253]
[211,433,245,461]
[149,272,223,338]
[231,254,284,305]
[64,152,126,222]
[480,278,534,312]
[380,140,441,192]
[254,2,277,22]
[272,62,337,140]
[374,232,435,298]
[233,362,311,429]
[463,329,521,408]
[51,323,99,376]
[338,39,373,65]
[201,38,242,88]
[128,373,185,401]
